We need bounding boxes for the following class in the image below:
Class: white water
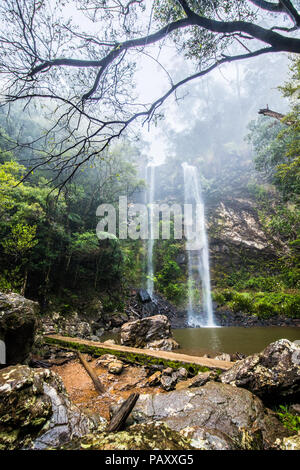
[182,162,215,327]
[146,163,156,297]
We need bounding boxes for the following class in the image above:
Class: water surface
[172,327,300,356]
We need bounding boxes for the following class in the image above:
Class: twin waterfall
[146,162,215,327]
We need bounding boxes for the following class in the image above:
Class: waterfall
[182,162,215,327]
[146,163,156,297]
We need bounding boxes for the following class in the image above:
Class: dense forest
[0,56,298,322]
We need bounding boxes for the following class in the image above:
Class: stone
[160,373,178,391]
[138,289,151,303]
[290,404,300,416]
[162,367,173,376]
[175,371,216,390]
[57,422,194,450]
[95,354,118,368]
[108,361,123,375]
[214,353,231,362]
[176,368,188,381]
[0,292,38,365]
[146,371,162,387]
[0,365,103,450]
[131,381,290,449]
[275,434,300,450]
[103,339,116,346]
[220,339,300,402]
[146,338,179,351]
[120,315,177,350]
[180,426,236,450]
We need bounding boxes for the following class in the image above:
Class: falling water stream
[146,163,156,297]
[182,162,215,327]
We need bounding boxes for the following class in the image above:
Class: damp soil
[52,357,163,420]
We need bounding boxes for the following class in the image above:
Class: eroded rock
[56,422,194,450]
[120,315,179,350]
[131,381,290,449]
[0,365,102,450]
[220,339,300,402]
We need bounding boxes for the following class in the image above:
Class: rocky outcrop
[0,292,38,365]
[0,365,102,450]
[220,339,300,403]
[120,315,179,350]
[131,381,290,449]
[57,422,194,450]
[275,434,300,450]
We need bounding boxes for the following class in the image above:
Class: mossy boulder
[56,422,194,450]
[0,365,100,450]
[0,292,39,364]
[220,339,300,403]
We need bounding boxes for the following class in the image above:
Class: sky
[63,1,292,166]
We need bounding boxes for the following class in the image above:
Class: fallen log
[77,351,105,394]
[106,393,139,432]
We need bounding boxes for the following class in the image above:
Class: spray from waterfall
[146,163,156,297]
[182,162,215,327]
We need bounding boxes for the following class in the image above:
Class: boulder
[160,373,178,391]
[214,353,231,362]
[57,422,194,450]
[108,361,123,375]
[275,434,300,450]
[0,365,102,450]
[175,371,217,391]
[220,339,300,402]
[0,292,38,365]
[131,381,290,449]
[138,289,151,303]
[120,315,178,350]
[146,338,179,351]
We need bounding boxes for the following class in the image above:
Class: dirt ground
[52,356,162,421]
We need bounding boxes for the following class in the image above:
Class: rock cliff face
[206,189,284,285]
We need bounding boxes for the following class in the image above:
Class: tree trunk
[106,393,139,432]
[77,352,105,394]
[21,268,28,296]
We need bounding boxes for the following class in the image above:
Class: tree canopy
[0,0,300,185]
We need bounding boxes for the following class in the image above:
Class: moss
[44,336,217,375]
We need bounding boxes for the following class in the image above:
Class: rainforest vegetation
[0,0,299,321]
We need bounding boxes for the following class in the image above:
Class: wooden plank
[44,334,233,372]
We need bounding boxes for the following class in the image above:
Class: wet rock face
[58,422,194,450]
[0,292,38,365]
[131,381,290,449]
[120,315,179,350]
[0,365,100,450]
[220,339,300,403]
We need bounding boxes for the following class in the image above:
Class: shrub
[277,405,300,433]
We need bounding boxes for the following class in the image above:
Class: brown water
[172,327,300,356]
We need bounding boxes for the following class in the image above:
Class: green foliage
[247,56,300,201]
[213,288,300,318]
[277,405,300,433]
